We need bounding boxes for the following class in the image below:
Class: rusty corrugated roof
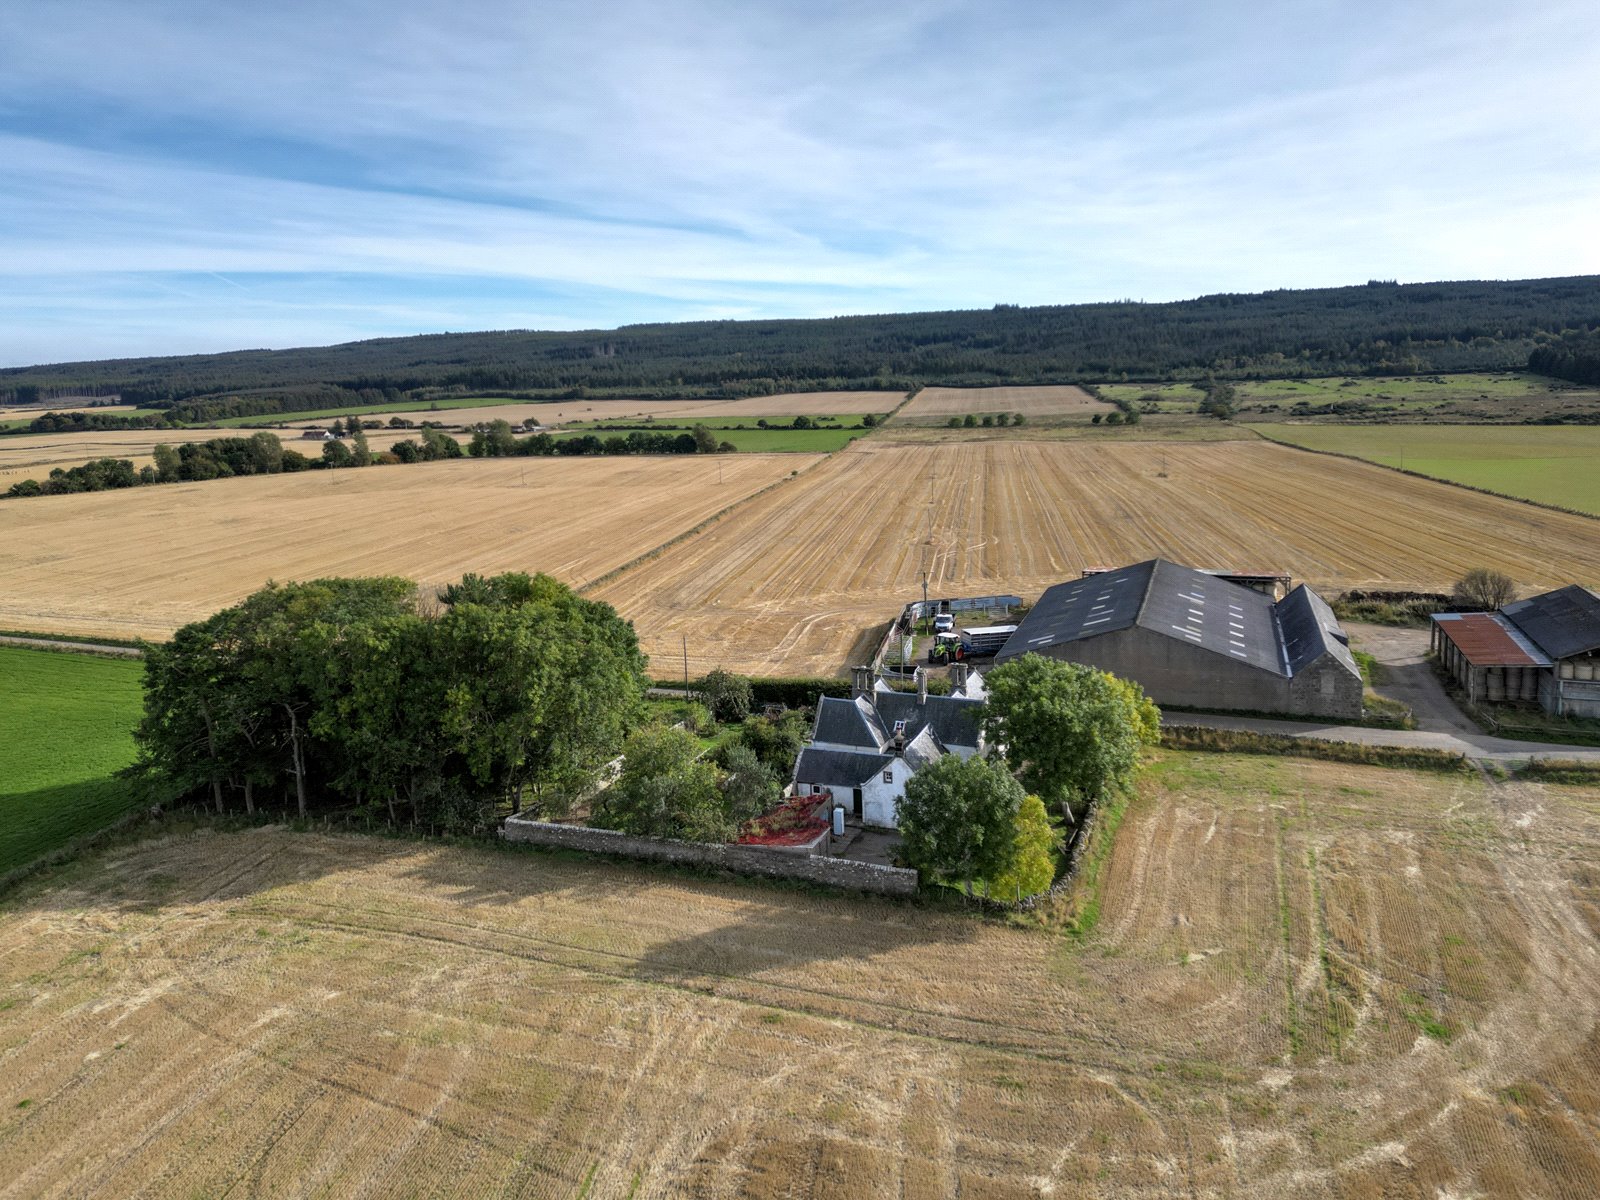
[1433,613,1551,667]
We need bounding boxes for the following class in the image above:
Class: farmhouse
[299,429,335,441]
[996,558,1362,719]
[793,665,986,828]
[1433,584,1600,718]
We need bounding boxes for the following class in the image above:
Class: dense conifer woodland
[4,276,1598,416]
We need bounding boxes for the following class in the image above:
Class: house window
[883,770,894,783]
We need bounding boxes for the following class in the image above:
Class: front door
[851,788,863,818]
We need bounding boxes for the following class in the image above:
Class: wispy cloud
[0,0,1596,363]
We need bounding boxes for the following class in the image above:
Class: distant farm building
[300,429,335,441]
[997,559,1362,719]
[1434,585,1600,718]
[793,666,986,828]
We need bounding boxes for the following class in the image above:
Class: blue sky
[1,0,1597,366]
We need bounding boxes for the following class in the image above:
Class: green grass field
[0,647,145,880]
[1256,423,1600,514]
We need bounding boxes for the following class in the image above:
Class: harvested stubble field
[591,438,1600,676]
[0,454,818,640]
[0,428,290,490]
[894,385,1111,424]
[271,393,905,431]
[3,754,1598,1197]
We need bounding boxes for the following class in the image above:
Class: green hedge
[1160,725,1471,773]
[743,676,853,707]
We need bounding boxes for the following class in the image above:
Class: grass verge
[1159,725,1471,773]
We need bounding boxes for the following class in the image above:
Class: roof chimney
[916,666,927,706]
[951,662,969,693]
[851,665,873,698]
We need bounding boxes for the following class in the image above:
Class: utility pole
[682,635,689,692]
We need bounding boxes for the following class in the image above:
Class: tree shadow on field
[627,888,981,986]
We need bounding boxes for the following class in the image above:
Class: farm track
[4,756,1599,1196]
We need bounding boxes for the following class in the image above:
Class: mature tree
[390,439,420,463]
[981,655,1159,820]
[1454,567,1516,611]
[738,709,810,773]
[718,743,781,825]
[897,754,1025,892]
[152,442,181,483]
[594,724,730,841]
[962,413,977,427]
[350,427,371,466]
[322,439,354,468]
[791,415,815,430]
[418,427,463,460]
[700,667,752,723]
[984,794,1061,901]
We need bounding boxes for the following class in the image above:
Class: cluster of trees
[3,409,175,436]
[944,412,1025,428]
[6,278,1599,409]
[590,725,785,843]
[1196,380,1238,419]
[463,419,728,459]
[1528,329,1600,385]
[132,574,649,831]
[895,655,1160,897]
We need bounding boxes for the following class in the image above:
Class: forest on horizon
[4,276,1599,418]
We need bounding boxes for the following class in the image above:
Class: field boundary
[1252,426,1600,522]
[0,633,145,657]
[500,816,918,895]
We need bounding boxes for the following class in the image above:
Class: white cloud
[0,0,1596,362]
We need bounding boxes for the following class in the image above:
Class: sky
[1,0,1597,367]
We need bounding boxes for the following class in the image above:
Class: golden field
[2,755,1597,1197]
[6,436,1600,672]
[278,392,907,430]
[0,454,817,639]
[591,438,1600,675]
[893,385,1111,424]
[0,429,293,491]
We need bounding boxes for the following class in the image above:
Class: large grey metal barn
[995,559,1363,719]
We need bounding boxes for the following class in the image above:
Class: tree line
[5,276,1599,408]
[1528,329,1600,385]
[132,574,651,832]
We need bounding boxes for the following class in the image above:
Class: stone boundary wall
[501,816,919,896]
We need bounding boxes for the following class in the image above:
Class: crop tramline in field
[2,755,1597,1196]
[593,438,1600,676]
[0,454,819,640]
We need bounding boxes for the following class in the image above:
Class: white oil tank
[832,806,845,837]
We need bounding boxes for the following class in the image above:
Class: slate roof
[873,688,984,752]
[1502,586,1600,661]
[1278,585,1359,677]
[811,696,887,750]
[793,748,895,787]
[998,559,1283,673]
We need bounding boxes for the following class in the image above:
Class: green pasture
[1256,423,1600,514]
[0,647,146,880]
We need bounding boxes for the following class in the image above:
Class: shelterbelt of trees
[3,276,1598,412]
[132,574,650,832]
[1529,329,1600,385]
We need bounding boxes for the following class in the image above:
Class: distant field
[592,438,1600,676]
[0,428,292,490]
[1101,372,1600,423]
[569,414,875,453]
[0,454,819,641]
[231,391,906,431]
[1257,423,1600,514]
[0,647,144,879]
[895,385,1110,424]
[3,754,1598,1196]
